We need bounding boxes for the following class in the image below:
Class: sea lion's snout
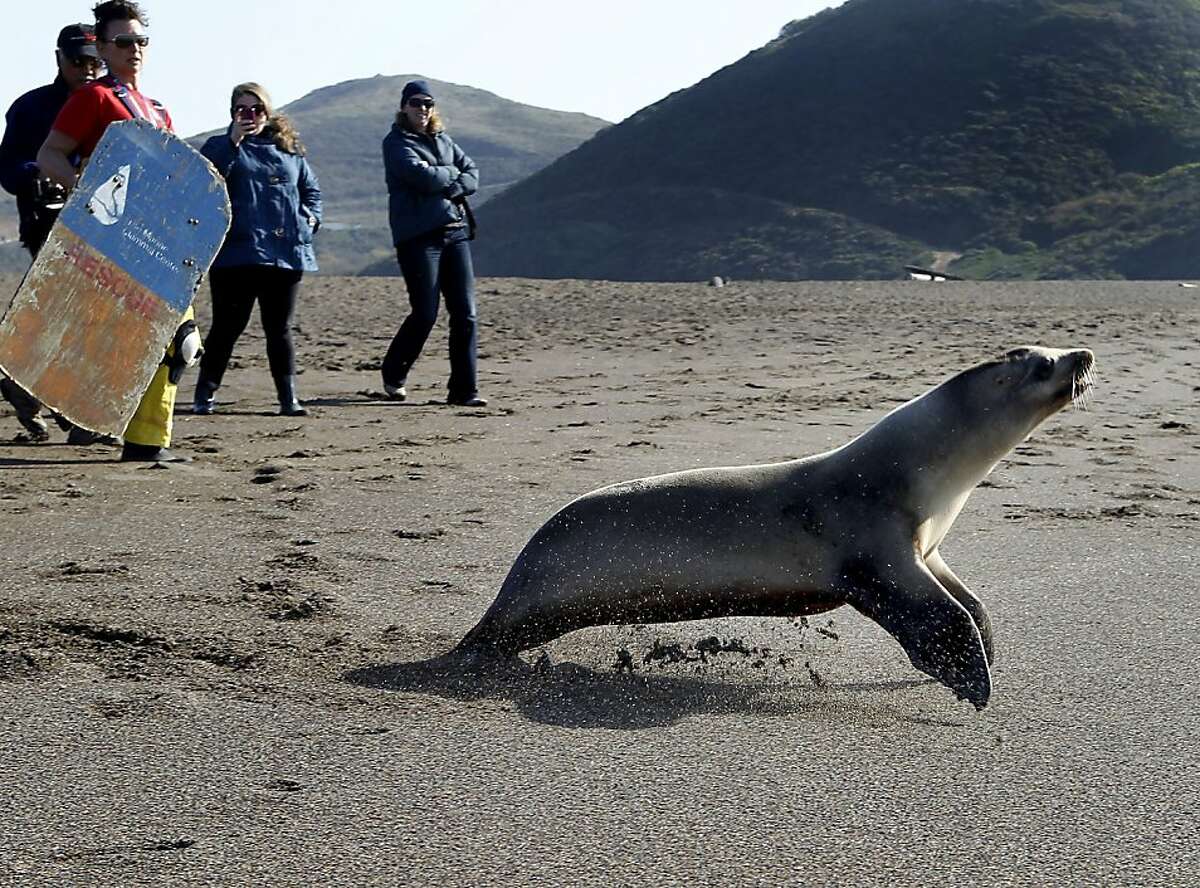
[1021,347,1096,409]
[1068,348,1097,406]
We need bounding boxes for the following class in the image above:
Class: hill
[193,75,609,275]
[2,76,606,278]
[0,199,23,276]
[472,0,1200,281]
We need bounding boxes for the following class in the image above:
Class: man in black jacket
[0,23,103,440]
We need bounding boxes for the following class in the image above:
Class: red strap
[100,75,165,129]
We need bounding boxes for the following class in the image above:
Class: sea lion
[456,346,1096,708]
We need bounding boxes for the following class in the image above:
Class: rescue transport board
[0,119,230,435]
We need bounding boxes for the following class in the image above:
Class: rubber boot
[274,374,307,417]
[121,441,190,463]
[192,374,218,415]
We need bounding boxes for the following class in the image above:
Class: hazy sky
[7,1,846,136]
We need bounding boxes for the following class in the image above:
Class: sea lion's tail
[453,551,547,658]
[452,617,520,664]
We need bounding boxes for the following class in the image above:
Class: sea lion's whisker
[1071,363,1098,411]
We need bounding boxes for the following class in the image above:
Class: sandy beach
[1,275,1197,886]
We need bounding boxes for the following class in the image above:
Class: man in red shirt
[38,1,196,463]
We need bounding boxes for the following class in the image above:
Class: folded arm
[443,142,479,201]
[385,142,460,194]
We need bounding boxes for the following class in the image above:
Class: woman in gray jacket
[193,82,321,417]
[380,80,483,406]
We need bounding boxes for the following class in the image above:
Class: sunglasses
[105,34,150,48]
[407,99,435,110]
[233,104,267,118]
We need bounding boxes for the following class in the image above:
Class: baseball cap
[57,24,100,61]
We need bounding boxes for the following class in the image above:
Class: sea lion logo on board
[86,164,131,226]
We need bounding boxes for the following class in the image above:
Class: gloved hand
[163,319,203,384]
[31,176,67,211]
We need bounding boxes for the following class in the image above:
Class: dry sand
[0,274,1197,886]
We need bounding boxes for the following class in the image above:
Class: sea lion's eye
[1034,356,1055,380]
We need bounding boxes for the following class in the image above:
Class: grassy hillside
[474,0,1200,281]
[0,199,22,275]
[0,241,26,277]
[376,187,925,280]
[955,162,1200,278]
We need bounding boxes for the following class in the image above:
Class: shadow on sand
[344,651,936,730]
[174,408,288,418]
[0,455,120,468]
[301,396,425,408]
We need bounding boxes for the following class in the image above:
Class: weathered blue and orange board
[0,119,230,435]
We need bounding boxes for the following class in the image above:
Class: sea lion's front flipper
[925,548,994,665]
[841,553,992,709]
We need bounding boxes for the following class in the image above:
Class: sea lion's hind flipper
[839,554,992,710]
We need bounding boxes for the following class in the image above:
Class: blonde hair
[231,82,306,155]
[395,104,445,135]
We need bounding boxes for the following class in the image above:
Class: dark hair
[92,1,148,41]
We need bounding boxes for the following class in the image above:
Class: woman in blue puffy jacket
[380,80,484,406]
[192,82,321,417]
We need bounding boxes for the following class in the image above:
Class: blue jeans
[383,226,478,399]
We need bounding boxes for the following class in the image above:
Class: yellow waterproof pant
[123,305,194,448]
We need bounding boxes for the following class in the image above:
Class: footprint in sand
[251,465,285,485]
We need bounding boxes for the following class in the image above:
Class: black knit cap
[401,80,434,104]
[57,23,100,60]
